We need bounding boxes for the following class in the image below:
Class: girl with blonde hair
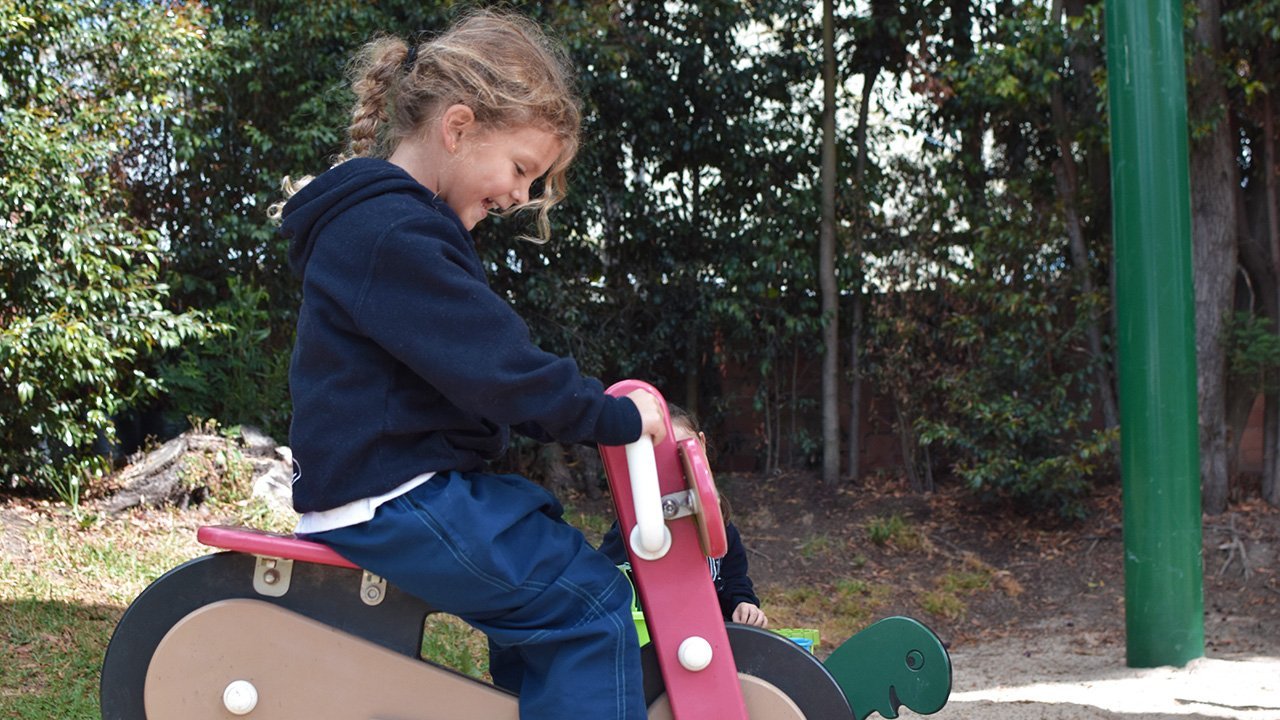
[279,10,662,719]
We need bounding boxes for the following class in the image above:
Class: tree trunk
[894,395,921,492]
[1264,394,1279,506]
[847,295,864,482]
[1049,0,1119,460]
[846,65,880,483]
[1188,0,1240,514]
[1053,157,1119,437]
[819,0,840,484]
[1263,51,1280,507]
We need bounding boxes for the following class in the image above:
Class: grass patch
[1,597,116,719]
[796,533,836,559]
[0,508,212,719]
[864,513,933,552]
[421,614,490,680]
[1,491,296,719]
[764,575,892,646]
[919,554,996,621]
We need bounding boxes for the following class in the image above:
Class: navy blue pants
[308,471,645,720]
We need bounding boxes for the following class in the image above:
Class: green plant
[864,513,932,552]
[767,576,891,642]
[0,0,212,504]
[919,590,967,620]
[919,557,995,621]
[866,514,906,545]
[1226,311,1280,393]
[797,533,836,559]
[159,278,291,441]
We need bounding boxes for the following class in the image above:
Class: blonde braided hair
[274,10,581,242]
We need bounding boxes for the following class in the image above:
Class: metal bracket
[660,490,698,520]
[252,556,293,597]
[360,571,387,606]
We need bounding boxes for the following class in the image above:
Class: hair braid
[345,37,410,159]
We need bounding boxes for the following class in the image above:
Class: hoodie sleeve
[349,214,640,447]
[716,524,761,617]
[598,522,628,564]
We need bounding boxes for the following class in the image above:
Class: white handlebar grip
[626,435,670,559]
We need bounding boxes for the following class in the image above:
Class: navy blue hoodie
[281,158,640,513]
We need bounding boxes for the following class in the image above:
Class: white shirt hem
[295,471,436,535]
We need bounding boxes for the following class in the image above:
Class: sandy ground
[900,634,1280,720]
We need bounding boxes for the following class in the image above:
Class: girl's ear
[439,104,476,153]
[697,431,707,447]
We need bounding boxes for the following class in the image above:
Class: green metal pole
[1105,0,1205,667]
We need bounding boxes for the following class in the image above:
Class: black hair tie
[403,43,418,73]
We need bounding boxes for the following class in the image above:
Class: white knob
[223,680,258,715]
[677,636,713,671]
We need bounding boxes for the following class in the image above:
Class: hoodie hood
[279,157,468,279]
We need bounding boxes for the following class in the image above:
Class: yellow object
[633,611,650,645]
[774,627,819,653]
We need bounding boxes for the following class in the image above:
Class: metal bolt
[263,568,280,585]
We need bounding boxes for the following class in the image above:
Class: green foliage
[862,2,1116,519]
[1226,312,1280,394]
[160,279,290,439]
[10,0,1272,517]
[480,1,823,429]
[0,1,210,498]
[138,1,457,439]
[870,172,1114,518]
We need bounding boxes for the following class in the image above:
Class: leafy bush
[160,279,291,440]
[869,179,1116,519]
[1,2,211,500]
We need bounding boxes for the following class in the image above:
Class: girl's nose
[512,183,530,206]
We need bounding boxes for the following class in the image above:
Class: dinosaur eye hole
[905,649,924,670]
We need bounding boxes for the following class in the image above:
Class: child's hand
[732,602,768,628]
[626,389,668,445]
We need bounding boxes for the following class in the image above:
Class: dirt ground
[697,472,1280,719]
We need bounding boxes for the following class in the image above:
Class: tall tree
[843,0,917,481]
[1187,0,1242,514]
[1049,0,1119,451]
[820,0,841,483]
